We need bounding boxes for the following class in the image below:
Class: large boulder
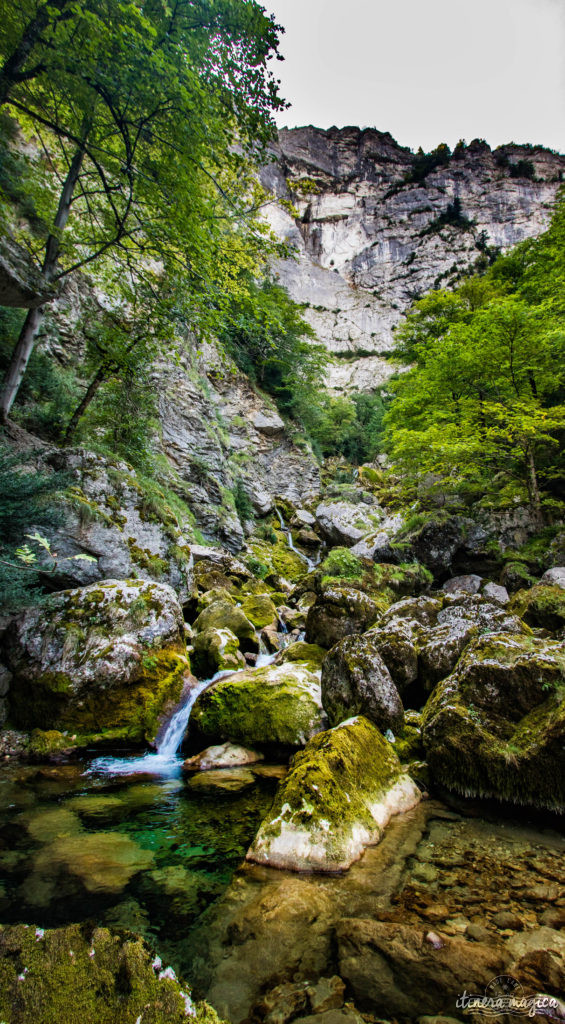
[315,501,382,547]
[321,636,404,734]
[191,660,327,750]
[3,579,191,744]
[510,584,565,632]
[306,583,379,648]
[193,600,257,651]
[422,632,565,810]
[246,717,420,872]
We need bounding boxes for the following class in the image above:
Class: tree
[384,197,565,515]
[0,0,286,419]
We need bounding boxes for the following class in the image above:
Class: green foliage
[321,547,363,582]
[420,197,473,236]
[305,390,389,463]
[404,143,452,184]
[233,478,254,525]
[0,443,67,608]
[384,192,565,515]
[219,277,326,420]
[0,307,80,439]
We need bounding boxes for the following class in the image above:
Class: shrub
[321,547,363,581]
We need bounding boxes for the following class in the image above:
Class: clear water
[0,755,280,979]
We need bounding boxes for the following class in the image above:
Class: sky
[265,0,565,154]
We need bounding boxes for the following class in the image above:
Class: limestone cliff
[262,127,565,391]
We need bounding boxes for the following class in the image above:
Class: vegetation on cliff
[384,193,565,519]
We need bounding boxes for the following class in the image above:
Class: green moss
[422,634,565,810]
[248,717,412,869]
[127,538,169,578]
[279,642,326,670]
[0,922,227,1024]
[321,547,363,581]
[510,584,565,632]
[240,594,277,628]
[27,730,69,758]
[191,662,323,749]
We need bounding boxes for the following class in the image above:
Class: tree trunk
[63,365,107,443]
[525,443,543,524]
[0,138,86,421]
[0,0,71,105]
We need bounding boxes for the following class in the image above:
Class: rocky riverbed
[0,466,563,1023]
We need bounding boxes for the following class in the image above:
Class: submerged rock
[321,635,404,733]
[3,578,191,744]
[187,768,256,792]
[29,831,154,899]
[336,917,508,1017]
[0,921,226,1024]
[191,661,326,750]
[422,632,565,810]
[246,716,420,871]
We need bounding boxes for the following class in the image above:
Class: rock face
[191,660,327,750]
[422,632,565,810]
[246,716,420,871]
[3,579,191,743]
[262,127,565,392]
[155,345,320,549]
[321,635,404,733]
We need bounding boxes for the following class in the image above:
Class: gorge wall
[262,126,565,391]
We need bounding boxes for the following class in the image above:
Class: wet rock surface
[190,800,565,1024]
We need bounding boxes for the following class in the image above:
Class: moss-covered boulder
[321,635,404,734]
[422,632,565,810]
[193,599,257,651]
[0,922,226,1024]
[279,641,327,671]
[510,584,565,632]
[191,662,326,750]
[3,579,191,744]
[191,628,246,678]
[246,717,420,871]
[367,592,528,695]
[306,582,380,648]
[240,594,278,628]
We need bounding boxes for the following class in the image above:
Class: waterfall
[275,506,315,571]
[86,668,236,777]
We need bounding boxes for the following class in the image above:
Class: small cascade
[87,668,235,777]
[275,506,315,571]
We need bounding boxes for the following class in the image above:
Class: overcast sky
[266,0,565,153]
